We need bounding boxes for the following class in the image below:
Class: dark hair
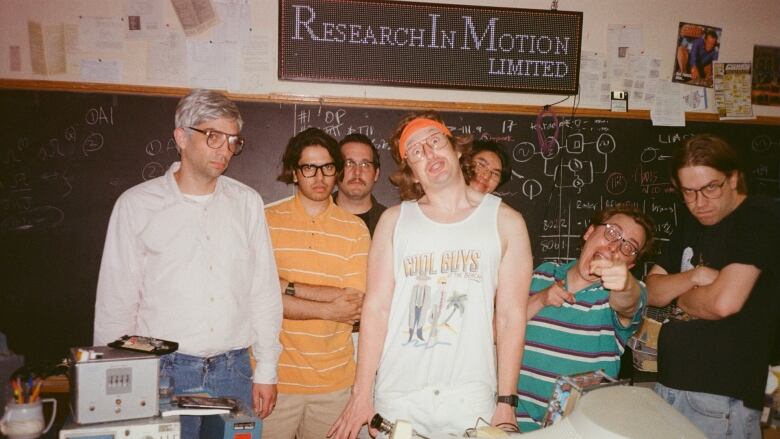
[704,30,719,40]
[589,204,655,260]
[277,127,342,184]
[388,110,472,200]
[462,140,511,189]
[669,134,747,194]
[339,133,380,169]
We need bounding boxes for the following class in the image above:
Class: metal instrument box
[59,415,179,439]
[70,346,159,424]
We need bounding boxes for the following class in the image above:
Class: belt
[169,347,248,365]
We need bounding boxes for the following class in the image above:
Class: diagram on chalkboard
[510,132,617,197]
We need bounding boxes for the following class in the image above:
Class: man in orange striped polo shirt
[263,127,370,439]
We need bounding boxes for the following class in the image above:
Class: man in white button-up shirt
[93,89,282,439]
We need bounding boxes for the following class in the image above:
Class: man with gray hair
[94,89,282,438]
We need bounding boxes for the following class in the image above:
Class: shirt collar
[292,190,335,219]
[165,161,224,203]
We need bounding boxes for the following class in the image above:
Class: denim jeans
[654,383,761,439]
[160,348,253,439]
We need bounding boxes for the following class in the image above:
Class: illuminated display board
[279,0,583,94]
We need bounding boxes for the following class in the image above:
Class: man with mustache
[515,205,653,432]
[263,127,370,439]
[334,133,387,237]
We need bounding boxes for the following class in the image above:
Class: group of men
[93,89,778,439]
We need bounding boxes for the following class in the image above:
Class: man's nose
[607,239,622,255]
[694,191,707,207]
[422,143,436,159]
[215,139,232,156]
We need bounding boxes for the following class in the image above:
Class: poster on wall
[671,22,721,88]
[713,62,753,119]
[279,0,583,95]
[752,45,780,106]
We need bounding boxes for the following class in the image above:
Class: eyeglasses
[405,132,449,164]
[188,127,244,155]
[679,178,726,203]
[344,159,377,172]
[297,162,337,178]
[599,223,640,257]
[473,158,501,181]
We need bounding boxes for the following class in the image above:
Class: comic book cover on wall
[751,45,780,106]
[672,22,722,88]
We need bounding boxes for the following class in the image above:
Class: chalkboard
[2,88,779,364]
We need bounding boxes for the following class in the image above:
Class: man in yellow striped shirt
[263,127,370,439]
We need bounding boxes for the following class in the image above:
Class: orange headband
[398,118,452,159]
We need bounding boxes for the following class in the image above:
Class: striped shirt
[516,260,646,432]
[266,193,370,394]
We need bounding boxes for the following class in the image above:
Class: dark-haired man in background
[334,133,387,237]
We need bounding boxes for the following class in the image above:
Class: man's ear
[373,168,380,183]
[583,224,595,241]
[727,171,740,190]
[173,127,188,152]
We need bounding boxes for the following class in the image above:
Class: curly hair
[388,111,473,200]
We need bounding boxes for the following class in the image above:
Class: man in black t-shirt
[646,135,780,438]
[334,133,387,237]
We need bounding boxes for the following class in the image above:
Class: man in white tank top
[329,112,533,438]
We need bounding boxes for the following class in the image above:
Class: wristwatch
[497,394,519,407]
[284,281,296,296]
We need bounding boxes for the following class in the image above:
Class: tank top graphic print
[375,194,502,396]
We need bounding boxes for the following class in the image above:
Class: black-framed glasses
[344,159,377,172]
[297,162,337,178]
[188,127,245,155]
[599,223,640,257]
[679,178,727,203]
[405,132,449,164]
[473,158,502,181]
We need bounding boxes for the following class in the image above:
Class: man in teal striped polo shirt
[516,204,654,432]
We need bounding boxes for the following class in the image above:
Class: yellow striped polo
[266,193,370,394]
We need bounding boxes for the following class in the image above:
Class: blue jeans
[654,383,761,439]
[160,348,253,439]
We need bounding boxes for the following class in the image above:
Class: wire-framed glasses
[679,179,726,203]
[599,223,640,257]
[473,158,502,181]
[405,132,448,164]
[344,159,377,172]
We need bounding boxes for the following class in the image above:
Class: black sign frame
[279,0,583,95]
